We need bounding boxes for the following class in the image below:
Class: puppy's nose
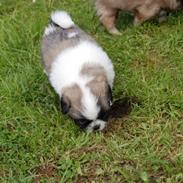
[93,124,100,131]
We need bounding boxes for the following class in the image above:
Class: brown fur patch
[81,63,110,110]
[62,84,83,119]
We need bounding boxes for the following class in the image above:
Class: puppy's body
[41,11,115,131]
[96,0,182,34]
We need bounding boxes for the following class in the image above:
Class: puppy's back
[41,11,93,74]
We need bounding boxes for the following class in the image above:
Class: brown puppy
[96,0,183,34]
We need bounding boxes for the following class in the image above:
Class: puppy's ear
[60,96,70,114]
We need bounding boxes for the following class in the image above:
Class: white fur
[50,41,114,94]
[49,40,114,120]
[44,24,56,36]
[51,11,74,29]
[81,85,100,120]
[86,120,106,132]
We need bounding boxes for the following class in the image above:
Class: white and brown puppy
[96,0,183,34]
[41,11,115,132]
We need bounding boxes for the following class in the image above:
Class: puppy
[96,0,183,34]
[41,11,115,132]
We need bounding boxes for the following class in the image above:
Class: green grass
[0,0,183,182]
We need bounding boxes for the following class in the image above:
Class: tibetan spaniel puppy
[96,0,183,34]
[41,11,115,132]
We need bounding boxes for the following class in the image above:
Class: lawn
[0,0,183,182]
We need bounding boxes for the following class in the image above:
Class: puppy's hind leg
[134,4,160,26]
[100,9,121,35]
[133,8,148,26]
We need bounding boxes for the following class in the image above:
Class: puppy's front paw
[109,28,122,35]
[158,10,168,23]
[86,120,107,133]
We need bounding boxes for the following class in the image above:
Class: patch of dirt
[148,166,168,182]
[132,51,165,70]
[119,158,137,167]
[74,160,111,183]
[103,118,125,136]
[33,163,60,183]
[164,132,183,160]
[6,122,16,131]
[75,158,139,183]
[0,169,9,178]
[76,174,111,183]
[65,144,108,159]
[103,96,140,135]
[109,96,139,119]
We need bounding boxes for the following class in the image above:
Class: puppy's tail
[50,10,75,29]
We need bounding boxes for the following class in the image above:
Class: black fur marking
[60,97,70,114]
[108,85,113,105]
[74,118,92,129]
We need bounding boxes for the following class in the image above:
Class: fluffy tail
[51,11,75,29]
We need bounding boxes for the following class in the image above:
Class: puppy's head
[60,64,113,132]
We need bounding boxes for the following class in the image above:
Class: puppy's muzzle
[86,119,106,132]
